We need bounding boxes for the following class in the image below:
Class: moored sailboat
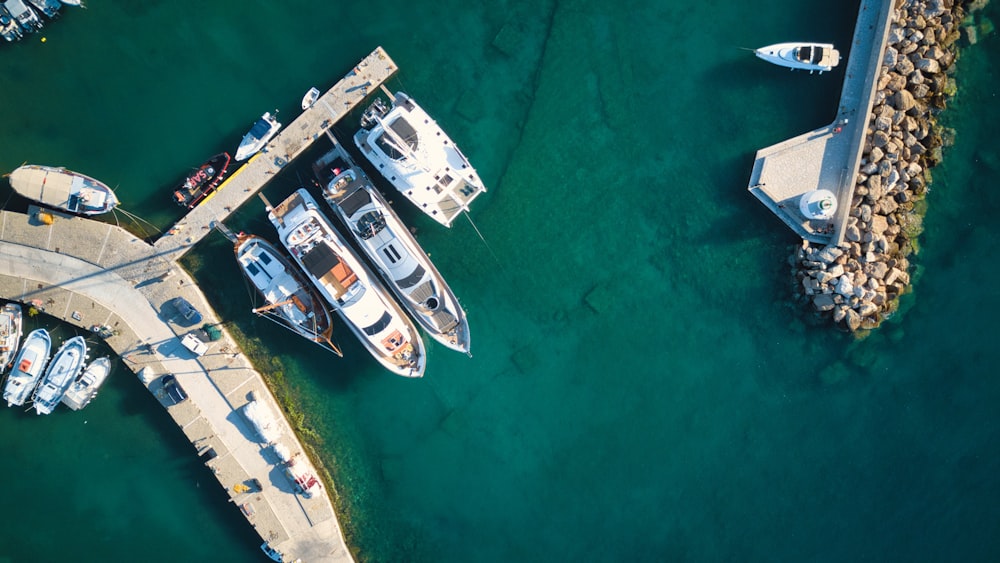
[267,188,425,377]
[2,328,51,408]
[234,232,340,355]
[315,138,471,354]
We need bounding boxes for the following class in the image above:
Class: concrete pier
[0,46,403,562]
[748,0,896,244]
[153,46,398,262]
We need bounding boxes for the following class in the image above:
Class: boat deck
[747,0,895,244]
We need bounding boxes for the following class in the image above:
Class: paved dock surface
[748,0,896,244]
[0,46,402,562]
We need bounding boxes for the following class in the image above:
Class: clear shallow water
[2,1,999,561]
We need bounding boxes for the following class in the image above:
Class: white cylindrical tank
[798,189,838,220]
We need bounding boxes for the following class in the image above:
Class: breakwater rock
[792,0,989,333]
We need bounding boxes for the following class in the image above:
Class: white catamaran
[354,92,486,227]
[267,188,425,377]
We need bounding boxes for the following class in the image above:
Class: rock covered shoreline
[792,0,991,333]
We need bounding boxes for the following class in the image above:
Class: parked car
[181,333,209,356]
[171,297,203,325]
[160,374,188,404]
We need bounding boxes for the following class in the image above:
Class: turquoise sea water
[2,1,999,561]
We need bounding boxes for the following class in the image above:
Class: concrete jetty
[0,46,404,562]
[154,46,398,262]
[748,0,896,244]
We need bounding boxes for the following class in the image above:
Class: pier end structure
[748,0,896,245]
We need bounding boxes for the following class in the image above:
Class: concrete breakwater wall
[792,0,988,332]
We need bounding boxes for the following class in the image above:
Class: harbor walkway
[0,46,403,562]
[748,0,896,244]
[0,208,350,562]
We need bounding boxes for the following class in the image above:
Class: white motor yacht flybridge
[315,136,471,354]
[354,92,486,228]
[267,188,426,378]
[754,42,841,74]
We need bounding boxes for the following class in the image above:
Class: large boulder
[858,302,879,317]
[813,294,837,312]
[870,214,890,236]
[883,46,899,67]
[891,89,917,111]
[915,58,941,74]
[836,275,856,297]
[816,246,844,265]
[844,309,862,331]
[873,130,891,147]
[868,260,890,280]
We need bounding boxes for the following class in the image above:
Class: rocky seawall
[792,0,992,333]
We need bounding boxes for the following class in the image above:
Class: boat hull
[353,91,486,227]
[0,303,23,373]
[8,165,118,215]
[268,189,426,377]
[234,234,335,348]
[316,139,471,354]
[2,328,51,407]
[754,42,840,73]
[173,152,231,208]
[61,356,111,410]
[32,335,87,415]
[235,112,281,161]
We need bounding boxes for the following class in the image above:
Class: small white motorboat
[235,111,282,161]
[61,356,112,411]
[755,42,840,74]
[301,87,320,110]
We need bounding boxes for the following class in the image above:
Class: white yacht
[353,92,486,227]
[754,42,841,74]
[315,139,471,354]
[2,328,51,407]
[61,356,111,411]
[235,111,281,161]
[33,335,87,415]
[234,232,339,354]
[0,303,23,373]
[267,188,425,377]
